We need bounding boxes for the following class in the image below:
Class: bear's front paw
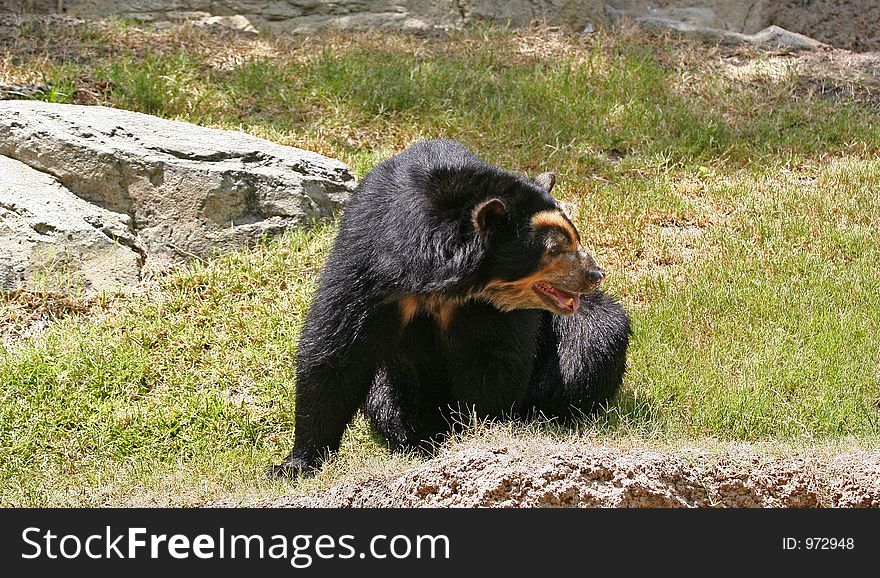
[268,455,318,479]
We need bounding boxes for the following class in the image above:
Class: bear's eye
[548,246,564,257]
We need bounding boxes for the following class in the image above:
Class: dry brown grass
[0,290,114,344]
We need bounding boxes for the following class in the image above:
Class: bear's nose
[586,268,605,285]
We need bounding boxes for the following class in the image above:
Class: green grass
[1,20,879,505]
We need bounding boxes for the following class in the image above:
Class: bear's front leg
[270,299,394,478]
[270,362,375,478]
[444,303,541,421]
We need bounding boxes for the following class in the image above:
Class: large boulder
[770,0,880,53]
[0,101,355,293]
[631,20,827,51]
[607,0,772,34]
[0,155,141,293]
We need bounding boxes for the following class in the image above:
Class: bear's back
[349,140,552,218]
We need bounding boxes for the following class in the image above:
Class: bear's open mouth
[533,282,581,313]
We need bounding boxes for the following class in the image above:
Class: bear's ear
[472,198,507,238]
[534,172,556,192]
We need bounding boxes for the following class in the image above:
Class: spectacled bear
[272,140,630,477]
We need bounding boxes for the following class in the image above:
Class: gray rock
[634,18,827,51]
[770,0,880,53]
[0,101,355,291]
[193,13,260,34]
[7,1,880,51]
[606,1,772,34]
[748,24,828,51]
[21,0,612,34]
[0,155,142,293]
[142,11,259,33]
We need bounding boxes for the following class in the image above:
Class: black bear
[272,140,630,476]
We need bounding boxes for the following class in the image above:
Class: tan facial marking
[530,210,579,251]
[479,256,574,312]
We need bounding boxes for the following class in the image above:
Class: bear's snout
[584,267,604,288]
[575,248,604,293]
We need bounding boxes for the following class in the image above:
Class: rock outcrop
[770,0,880,54]
[0,101,355,293]
[630,20,827,51]
[5,1,875,51]
[607,0,772,34]
[0,155,142,293]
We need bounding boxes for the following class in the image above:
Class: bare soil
[261,443,880,508]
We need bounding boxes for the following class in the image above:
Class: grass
[1,18,879,505]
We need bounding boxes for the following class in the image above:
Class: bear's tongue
[535,283,581,312]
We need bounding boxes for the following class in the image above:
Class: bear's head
[472,172,604,316]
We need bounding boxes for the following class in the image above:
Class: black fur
[272,140,630,476]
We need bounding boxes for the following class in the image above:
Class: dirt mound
[266,444,880,507]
